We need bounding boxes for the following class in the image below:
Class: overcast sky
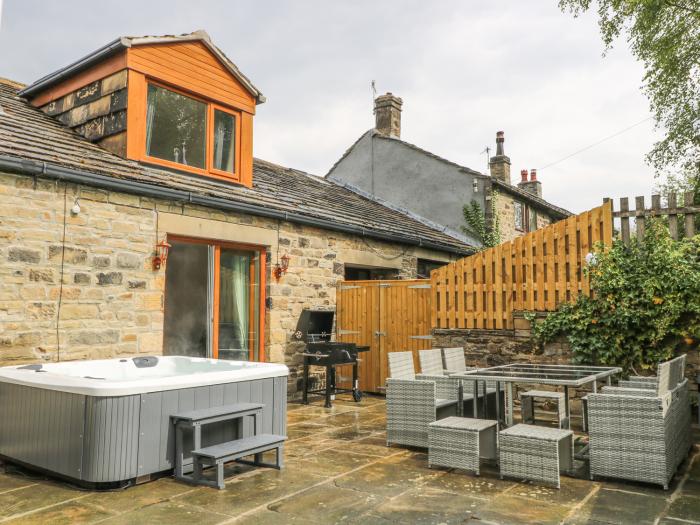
[0,0,661,213]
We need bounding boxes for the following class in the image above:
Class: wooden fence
[605,192,698,244]
[336,279,432,393]
[431,202,613,330]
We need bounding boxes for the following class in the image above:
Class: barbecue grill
[296,309,368,408]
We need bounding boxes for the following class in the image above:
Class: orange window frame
[166,235,266,362]
[208,104,240,179]
[140,80,242,183]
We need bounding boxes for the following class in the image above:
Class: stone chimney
[374,93,403,138]
[518,168,543,197]
[489,131,511,184]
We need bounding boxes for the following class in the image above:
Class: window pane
[146,85,206,169]
[514,202,524,231]
[213,110,236,173]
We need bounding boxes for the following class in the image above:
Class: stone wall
[0,170,454,394]
[494,191,554,243]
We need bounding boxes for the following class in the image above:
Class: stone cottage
[0,31,471,392]
[327,93,571,276]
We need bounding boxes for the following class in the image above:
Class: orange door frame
[166,235,266,362]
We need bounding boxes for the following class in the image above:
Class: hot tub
[0,356,288,487]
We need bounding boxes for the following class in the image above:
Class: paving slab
[564,487,669,525]
[326,439,400,458]
[420,469,516,498]
[98,500,231,525]
[358,486,480,524]
[284,447,378,477]
[81,477,197,515]
[234,509,318,524]
[4,500,115,525]
[506,475,597,506]
[333,452,437,498]
[268,483,384,524]
[0,482,80,521]
[177,468,326,516]
[664,494,700,523]
[477,493,572,525]
[0,474,36,494]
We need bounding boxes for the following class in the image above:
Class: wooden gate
[336,279,432,393]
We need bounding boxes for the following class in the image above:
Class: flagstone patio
[0,395,697,524]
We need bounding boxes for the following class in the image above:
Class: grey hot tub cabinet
[0,376,287,486]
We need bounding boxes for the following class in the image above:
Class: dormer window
[21,32,263,187]
[144,82,240,180]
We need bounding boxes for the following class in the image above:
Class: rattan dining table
[451,363,622,428]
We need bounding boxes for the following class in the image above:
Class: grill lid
[295,309,334,342]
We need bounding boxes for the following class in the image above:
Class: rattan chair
[418,349,445,376]
[441,347,503,419]
[443,347,468,373]
[586,355,691,489]
[386,351,458,448]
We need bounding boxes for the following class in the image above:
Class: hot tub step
[189,434,286,489]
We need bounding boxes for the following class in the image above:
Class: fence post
[668,192,678,240]
[635,196,646,241]
[620,197,630,244]
[685,191,696,238]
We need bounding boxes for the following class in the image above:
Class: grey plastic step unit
[192,433,286,460]
[171,402,265,425]
[171,402,266,480]
[191,433,286,489]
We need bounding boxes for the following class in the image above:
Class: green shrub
[530,220,700,372]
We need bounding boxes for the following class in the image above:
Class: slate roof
[18,31,265,104]
[0,79,472,255]
[327,130,571,219]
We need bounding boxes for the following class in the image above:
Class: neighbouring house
[0,31,471,393]
[327,93,571,276]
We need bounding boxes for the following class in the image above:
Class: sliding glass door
[163,238,264,361]
[215,248,262,361]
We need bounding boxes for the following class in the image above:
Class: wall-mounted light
[273,253,290,281]
[71,198,81,215]
[152,240,172,271]
[472,179,479,193]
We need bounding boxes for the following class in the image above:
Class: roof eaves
[18,31,265,104]
[18,37,127,98]
[491,179,571,218]
[329,177,479,248]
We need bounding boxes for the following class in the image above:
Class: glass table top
[452,363,623,386]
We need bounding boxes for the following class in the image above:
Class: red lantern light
[273,253,290,281]
[152,240,172,271]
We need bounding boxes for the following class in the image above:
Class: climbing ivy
[462,191,501,250]
[530,220,700,372]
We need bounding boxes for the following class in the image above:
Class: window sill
[140,155,242,185]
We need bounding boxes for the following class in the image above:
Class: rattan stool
[428,417,498,475]
[499,424,573,488]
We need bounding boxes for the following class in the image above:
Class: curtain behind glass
[219,251,250,360]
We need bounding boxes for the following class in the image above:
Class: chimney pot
[374,93,403,138]
[495,131,505,156]
[530,169,537,181]
[520,169,528,182]
[489,131,511,184]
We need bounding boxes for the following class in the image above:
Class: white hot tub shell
[0,356,288,487]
